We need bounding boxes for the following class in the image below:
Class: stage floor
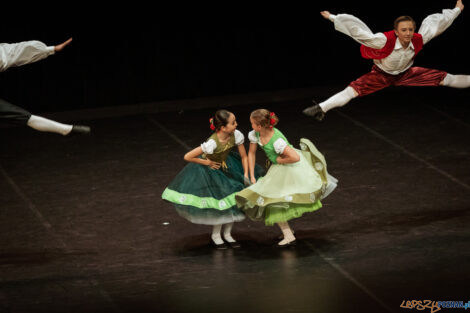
[1,86,469,313]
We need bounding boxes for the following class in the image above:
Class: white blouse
[248,130,258,144]
[248,130,288,154]
[329,7,461,75]
[201,129,244,154]
[0,40,55,72]
[273,138,288,154]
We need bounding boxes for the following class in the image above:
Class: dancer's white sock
[27,115,73,135]
[211,224,224,245]
[223,223,236,243]
[278,230,294,240]
[277,221,295,245]
[442,74,470,88]
[319,86,358,113]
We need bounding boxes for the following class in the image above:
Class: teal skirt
[162,151,264,225]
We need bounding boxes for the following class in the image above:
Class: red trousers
[349,65,447,97]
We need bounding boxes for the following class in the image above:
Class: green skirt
[162,151,264,225]
[236,138,338,226]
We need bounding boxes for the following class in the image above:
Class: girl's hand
[250,176,257,184]
[54,38,73,52]
[206,159,221,169]
[320,11,331,19]
[244,174,251,186]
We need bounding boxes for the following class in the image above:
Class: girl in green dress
[236,109,338,246]
[162,110,263,249]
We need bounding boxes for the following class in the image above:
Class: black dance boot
[70,125,91,135]
[302,100,325,121]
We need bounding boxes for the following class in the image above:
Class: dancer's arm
[273,138,299,164]
[54,38,73,52]
[320,10,387,49]
[184,146,221,169]
[234,130,249,181]
[0,38,72,72]
[248,143,258,184]
[276,146,300,164]
[419,0,463,45]
[237,144,249,182]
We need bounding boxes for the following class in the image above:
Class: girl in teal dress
[236,109,338,246]
[162,110,263,249]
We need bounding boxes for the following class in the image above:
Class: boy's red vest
[360,30,423,59]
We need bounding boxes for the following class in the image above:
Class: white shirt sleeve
[234,129,244,145]
[0,41,55,72]
[418,7,461,45]
[200,139,217,154]
[330,14,387,49]
[273,138,288,154]
[248,130,259,144]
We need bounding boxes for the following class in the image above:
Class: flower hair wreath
[269,112,276,128]
[209,117,216,131]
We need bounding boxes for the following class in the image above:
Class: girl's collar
[216,131,232,144]
[257,128,276,146]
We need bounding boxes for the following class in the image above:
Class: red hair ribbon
[209,117,216,131]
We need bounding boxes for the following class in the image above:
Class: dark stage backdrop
[0,1,468,113]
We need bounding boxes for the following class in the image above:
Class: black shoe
[302,100,325,121]
[228,241,241,249]
[213,242,228,250]
[70,125,91,135]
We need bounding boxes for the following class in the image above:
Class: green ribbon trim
[264,201,323,226]
[162,188,238,211]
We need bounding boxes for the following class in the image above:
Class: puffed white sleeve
[234,129,245,145]
[273,138,288,154]
[200,139,217,154]
[248,130,259,144]
[331,14,387,49]
[418,7,461,45]
[0,41,55,72]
